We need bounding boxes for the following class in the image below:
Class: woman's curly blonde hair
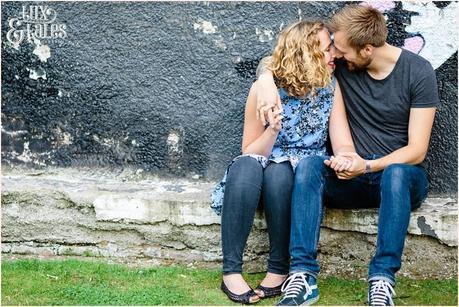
[268,20,332,98]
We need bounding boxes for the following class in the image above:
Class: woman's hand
[268,106,283,133]
[333,152,367,179]
[324,152,366,180]
[324,155,353,173]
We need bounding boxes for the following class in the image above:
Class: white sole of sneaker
[301,295,320,306]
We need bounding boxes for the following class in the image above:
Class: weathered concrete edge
[1,170,457,246]
[2,184,457,247]
[94,196,458,246]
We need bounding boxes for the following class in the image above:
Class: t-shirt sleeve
[410,62,440,108]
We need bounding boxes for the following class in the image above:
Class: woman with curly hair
[211,20,355,304]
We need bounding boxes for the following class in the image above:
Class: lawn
[1,259,457,305]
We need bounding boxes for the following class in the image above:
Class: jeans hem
[289,269,318,278]
[223,270,243,275]
[368,274,395,286]
[267,268,289,275]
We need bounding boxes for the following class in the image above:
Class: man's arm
[254,56,281,125]
[256,56,272,79]
[325,82,357,175]
[241,83,283,158]
[337,107,437,178]
[328,82,356,155]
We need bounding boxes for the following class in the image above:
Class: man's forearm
[334,145,356,156]
[256,56,273,79]
[369,145,427,172]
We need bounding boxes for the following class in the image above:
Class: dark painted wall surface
[1,1,457,196]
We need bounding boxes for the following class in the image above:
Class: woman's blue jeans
[221,156,293,275]
[289,155,429,285]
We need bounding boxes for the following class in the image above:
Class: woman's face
[317,28,336,72]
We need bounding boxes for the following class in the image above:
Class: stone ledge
[2,169,456,246]
[1,168,457,279]
[323,198,458,247]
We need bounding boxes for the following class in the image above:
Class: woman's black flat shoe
[254,283,283,298]
[221,281,260,304]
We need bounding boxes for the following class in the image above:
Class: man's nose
[330,45,340,59]
[334,49,343,59]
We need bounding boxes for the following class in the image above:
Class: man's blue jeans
[289,155,429,285]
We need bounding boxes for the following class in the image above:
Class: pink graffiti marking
[402,36,425,54]
[359,1,396,12]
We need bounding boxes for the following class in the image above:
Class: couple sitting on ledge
[211,4,438,306]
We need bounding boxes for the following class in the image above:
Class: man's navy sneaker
[276,272,319,306]
[368,279,396,306]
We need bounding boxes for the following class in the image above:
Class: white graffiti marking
[403,1,458,69]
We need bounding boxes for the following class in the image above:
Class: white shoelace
[369,280,396,306]
[281,273,315,300]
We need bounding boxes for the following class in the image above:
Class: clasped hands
[257,97,283,133]
[324,153,366,180]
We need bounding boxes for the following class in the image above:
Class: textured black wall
[1,1,457,197]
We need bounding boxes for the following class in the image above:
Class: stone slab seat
[1,168,457,278]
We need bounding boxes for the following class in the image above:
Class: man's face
[333,31,372,71]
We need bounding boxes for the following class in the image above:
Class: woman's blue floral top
[211,77,336,215]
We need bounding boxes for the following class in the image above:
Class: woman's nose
[330,45,337,58]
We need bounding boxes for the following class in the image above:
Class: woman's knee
[227,156,263,185]
[263,162,294,188]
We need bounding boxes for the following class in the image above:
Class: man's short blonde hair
[328,4,387,51]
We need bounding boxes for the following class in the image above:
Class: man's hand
[325,152,366,180]
[254,78,282,126]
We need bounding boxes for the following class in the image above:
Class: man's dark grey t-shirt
[334,49,440,158]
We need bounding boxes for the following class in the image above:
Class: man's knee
[295,156,327,183]
[381,164,412,193]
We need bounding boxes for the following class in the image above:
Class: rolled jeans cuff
[289,269,318,279]
[368,274,396,286]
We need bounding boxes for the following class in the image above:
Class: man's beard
[346,56,372,71]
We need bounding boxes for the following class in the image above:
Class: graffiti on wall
[235,1,457,79]
[361,1,457,69]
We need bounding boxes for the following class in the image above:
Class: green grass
[1,259,457,305]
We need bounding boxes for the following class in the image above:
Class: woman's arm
[242,83,282,158]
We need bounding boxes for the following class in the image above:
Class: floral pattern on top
[211,77,336,216]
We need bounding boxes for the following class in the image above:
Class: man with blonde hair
[255,4,438,306]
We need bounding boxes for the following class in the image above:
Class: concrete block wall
[1,1,457,197]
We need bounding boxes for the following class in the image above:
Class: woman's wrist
[268,126,280,136]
